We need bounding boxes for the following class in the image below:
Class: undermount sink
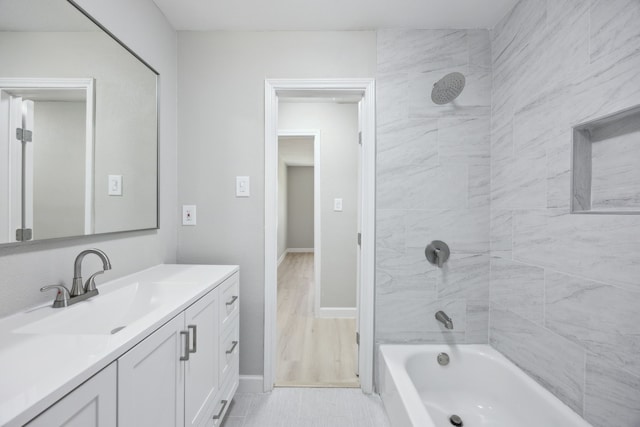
[14,281,200,335]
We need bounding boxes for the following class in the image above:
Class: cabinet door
[26,363,116,427]
[184,288,220,427]
[118,313,186,427]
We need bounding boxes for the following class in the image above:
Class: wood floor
[276,252,359,387]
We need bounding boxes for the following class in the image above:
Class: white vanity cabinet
[26,363,117,427]
[2,265,239,427]
[118,272,238,427]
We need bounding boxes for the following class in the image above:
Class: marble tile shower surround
[373,4,640,425]
[488,0,640,426]
[375,29,491,345]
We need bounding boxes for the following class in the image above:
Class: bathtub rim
[378,344,591,427]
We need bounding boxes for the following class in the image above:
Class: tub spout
[436,311,453,329]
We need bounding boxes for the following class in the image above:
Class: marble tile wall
[375,29,491,345]
[489,0,640,425]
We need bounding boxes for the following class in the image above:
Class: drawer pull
[180,330,190,361]
[188,324,197,354]
[226,340,238,354]
[212,399,228,420]
[226,295,238,306]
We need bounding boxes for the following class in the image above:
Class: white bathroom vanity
[0,264,239,427]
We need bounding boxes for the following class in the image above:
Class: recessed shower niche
[571,105,640,214]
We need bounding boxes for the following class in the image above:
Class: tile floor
[221,388,392,427]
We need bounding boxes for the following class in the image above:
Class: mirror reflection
[0,0,158,245]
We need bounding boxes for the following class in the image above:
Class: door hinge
[16,128,33,143]
[358,132,362,145]
[16,228,32,241]
[356,332,360,346]
[357,232,361,246]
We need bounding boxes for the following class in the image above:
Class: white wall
[0,0,178,318]
[286,166,314,249]
[177,31,376,375]
[279,102,359,308]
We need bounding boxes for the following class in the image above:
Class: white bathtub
[378,344,591,427]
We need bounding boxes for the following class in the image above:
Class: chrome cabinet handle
[226,296,238,306]
[226,340,238,354]
[188,324,197,354]
[40,284,71,308]
[212,400,228,420]
[180,330,190,361]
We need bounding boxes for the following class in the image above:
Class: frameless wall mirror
[0,0,159,245]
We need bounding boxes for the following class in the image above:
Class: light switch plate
[236,176,250,197]
[108,175,123,196]
[182,205,196,226]
[334,198,343,211]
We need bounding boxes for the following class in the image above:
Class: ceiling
[0,0,98,32]
[152,0,518,31]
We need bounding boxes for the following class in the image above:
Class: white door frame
[278,129,322,318]
[0,77,95,236]
[264,78,376,394]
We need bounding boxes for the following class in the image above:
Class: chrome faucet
[40,248,112,308]
[71,248,112,296]
[436,310,454,329]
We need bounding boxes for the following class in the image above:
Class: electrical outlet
[334,198,343,212]
[182,205,196,226]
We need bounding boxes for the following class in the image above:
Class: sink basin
[14,281,200,335]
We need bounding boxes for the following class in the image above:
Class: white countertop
[0,264,239,427]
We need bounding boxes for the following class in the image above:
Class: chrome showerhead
[431,72,466,105]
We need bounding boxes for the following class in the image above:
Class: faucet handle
[434,248,444,267]
[40,284,71,308]
[84,271,104,293]
[425,240,450,268]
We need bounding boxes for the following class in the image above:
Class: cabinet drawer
[220,272,239,330]
[210,358,239,427]
[219,317,239,385]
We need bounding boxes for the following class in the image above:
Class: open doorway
[276,102,360,387]
[0,78,95,242]
[265,79,376,393]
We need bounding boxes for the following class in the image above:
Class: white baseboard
[277,252,287,267]
[287,248,314,253]
[318,307,357,318]
[238,375,264,393]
